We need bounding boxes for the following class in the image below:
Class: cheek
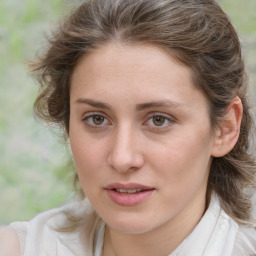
[148,128,213,187]
[70,138,104,198]
[69,129,102,180]
[69,117,102,166]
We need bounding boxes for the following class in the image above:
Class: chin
[104,213,158,234]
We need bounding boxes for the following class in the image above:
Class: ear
[211,96,243,157]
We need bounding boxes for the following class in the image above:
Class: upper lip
[104,183,154,190]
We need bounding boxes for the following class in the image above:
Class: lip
[104,183,155,206]
[105,183,154,190]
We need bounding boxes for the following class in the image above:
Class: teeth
[116,189,142,194]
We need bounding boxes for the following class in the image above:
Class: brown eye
[92,115,105,125]
[83,113,111,128]
[145,114,174,129]
[152,116,166,126]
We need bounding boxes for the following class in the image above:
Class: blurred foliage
[220,0,256,100]
[0,0,74,224]
[221,0,256,35]
[0,0,255,224]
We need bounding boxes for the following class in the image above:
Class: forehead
[71,43,191,87]
[70,42,208,111]
[75,42,184,70]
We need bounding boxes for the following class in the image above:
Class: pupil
[93,115,104,125]
[153,116,165,126]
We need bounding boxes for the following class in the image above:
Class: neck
[103,192,207,256]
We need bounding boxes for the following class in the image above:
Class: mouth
[114,188,146,194]
[105,183,154,194]
[104,183,155,206]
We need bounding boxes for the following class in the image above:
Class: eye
[152,116,168,126]
[145,114,174,128]
[92,115,105,125]
[82,114,110,127]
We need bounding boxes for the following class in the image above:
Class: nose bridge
[108,122,143,172]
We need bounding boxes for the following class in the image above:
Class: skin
[69,42,228,256]
[0,227,20,256]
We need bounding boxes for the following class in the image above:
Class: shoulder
[0,199,99,256]
[0,226,21,256]
[232,225,256,256]
[3,198,100,256]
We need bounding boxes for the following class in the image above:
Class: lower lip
[106,189,154,206]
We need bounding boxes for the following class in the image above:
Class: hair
[32,0,256,225]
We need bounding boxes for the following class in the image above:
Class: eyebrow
[75,98,111,109]
[136,101,185,111]
[75,98,185,111]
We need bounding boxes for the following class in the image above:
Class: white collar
[169,194,238,255]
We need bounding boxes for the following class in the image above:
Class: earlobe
[211,96,243,157]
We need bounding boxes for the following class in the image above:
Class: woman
[1,0,256,255]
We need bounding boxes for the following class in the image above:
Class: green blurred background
[0,0,256,224]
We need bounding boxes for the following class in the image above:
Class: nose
[107,125,144,173]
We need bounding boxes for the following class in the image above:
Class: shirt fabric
[10,194,256,256]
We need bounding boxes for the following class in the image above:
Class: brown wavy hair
[32,0,256,225]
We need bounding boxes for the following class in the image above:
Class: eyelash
[82,112,175,129]
[82,112,111,128]
[144,113,174,128]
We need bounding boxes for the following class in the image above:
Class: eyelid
[147,111,175,120]
[144,112,176,128]
[82,111,107,119]
[82,111,112,127]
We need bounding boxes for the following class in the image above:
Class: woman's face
[69,43,217,234]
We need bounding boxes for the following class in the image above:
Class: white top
[10,194,256,256]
